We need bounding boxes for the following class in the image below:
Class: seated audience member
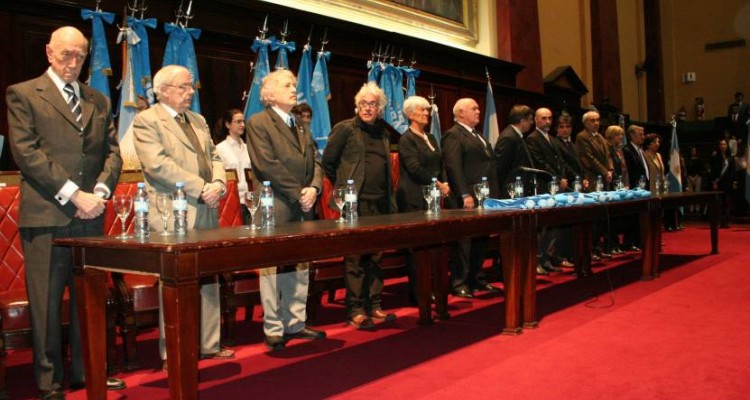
[397,95,450,303]
[215,108,252,223]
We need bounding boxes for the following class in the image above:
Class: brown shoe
[349,314,376,330]
[200,348,235,360]
[370,309,396,322]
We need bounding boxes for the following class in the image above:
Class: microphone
[518,166,553,178]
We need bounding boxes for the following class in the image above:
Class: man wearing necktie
[133,65,234,368]
[246,69,326,349]
[442,98,500,298]
[6,26,125,398]
[494,105,536,197]
[575,111,614,190]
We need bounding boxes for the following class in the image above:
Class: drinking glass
[112,194,133,239]
[638,176,647,190]
[422,185,434,213]
[473,183,486,209]
[333,186,346,223]
[507,183,516,199]
[245,191,260,230]
[549,179,558,196]
[155,193,173,236]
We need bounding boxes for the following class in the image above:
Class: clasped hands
[299,187,317,212]
[72,190,106,219]
[201,182,224,208]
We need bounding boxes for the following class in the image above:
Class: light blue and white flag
[243,36,274,119]
[310,50,332,153]
[483,81,500,148]
[367,60,382,83]
[296,43,313,104]
[667,121,682,193]
[81,8,114,99]
[163,23,202,113]
[272,38,295,70]
[116,26,139,140]
[379,64,408,134]
[430,102,442,150]
[401,66,420,98]
[127,16,157,104]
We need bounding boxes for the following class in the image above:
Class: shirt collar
[159,103,180,118]
[511,124,524,138]
[457,121,477,134]
[271,106,294,126]
[47,67,79,98]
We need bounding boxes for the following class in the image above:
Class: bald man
[7,26,124,398]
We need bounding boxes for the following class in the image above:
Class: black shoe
[541,262,563,273]
[452,286,474,298]
[264,335,287,350]
[591,254,602,262]
[69,378,126,391]
[474,283,501,294]
[40,389,65,400]
[536,265,549,276]
[284,326,326,340]
[349,314,376,330]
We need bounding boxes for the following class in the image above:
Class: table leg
[162,280,200,400]
[74,262,107,400]
[640,206,656,280]
[522,215,538,329]
[432,245,451,321]
[413,247,434,325]
[572,223,592,277]
[500,218,522,335]
[709,194,719,254]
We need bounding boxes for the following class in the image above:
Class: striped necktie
[63,83,82,127]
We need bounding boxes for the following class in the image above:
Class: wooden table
[516,191,721,330]
[57,209,524,400]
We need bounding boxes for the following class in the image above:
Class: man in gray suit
[246,69,326,350]
[133,65,234,366]
[575,111,613,189]
[6,26,124,398]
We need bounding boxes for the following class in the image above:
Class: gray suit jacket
[246,108,323,223]
[133,103,226,230]
[7,73,122,228]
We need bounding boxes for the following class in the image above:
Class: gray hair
[402,96,430,118]
[452,98,476,120]
[582,111,600,123]
[354,81,387,116]
[261,69,296,107]
[153,65,191,101]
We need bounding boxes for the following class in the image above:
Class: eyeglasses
[358,101,379,110]
[57,50,87,63]
[164,83,196,91]
[231,119,245,124]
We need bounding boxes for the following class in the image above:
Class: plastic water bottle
[596,175,604,192]
[430,177,441,213]
[480,176,490,198]
[134,182,150,237]
[514,176,524,198]
[344,179,358,222]
[574,175,582,192]
[173,181,188,235]
[259,181,275,228]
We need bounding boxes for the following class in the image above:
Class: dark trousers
[449,236,489,290]
[21,218,103,392]
[345,197,389,317]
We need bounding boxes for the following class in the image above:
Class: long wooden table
[515,191,721,330]
[58,209,525,400]
[57,192,721,399]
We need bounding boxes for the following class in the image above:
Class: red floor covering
[5,223,749,399]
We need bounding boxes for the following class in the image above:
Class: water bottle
[574,175,582,192]
[549,176,558,195]
[134,182,150,238]
[596,175,604,192]
[345,179,358,222]
[480,176,490,198]
[514,176,524,198]
[259,181,275,228]
[173,181,188,235]
[430,177,441,213]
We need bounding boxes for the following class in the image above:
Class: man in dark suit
[728,92,749,121]
[494,105,536,196]
[6,26,125,399]
[246,69,326,349]
[621,124,648,251]
[575,111,613,189]
[442,98,499,297]
[526,107,567,274]
[552,112,582,185]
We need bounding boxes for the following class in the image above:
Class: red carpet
[5,223,749,399]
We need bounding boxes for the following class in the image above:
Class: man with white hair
[575,110,613,188]
[134,64,234,369]
[7,26,125,398]
[322,81,398,330]
[442,98,499,298]
[246,69,326,349]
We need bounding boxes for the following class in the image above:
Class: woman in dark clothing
[710,139,736,228]
[397,96,450,212]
